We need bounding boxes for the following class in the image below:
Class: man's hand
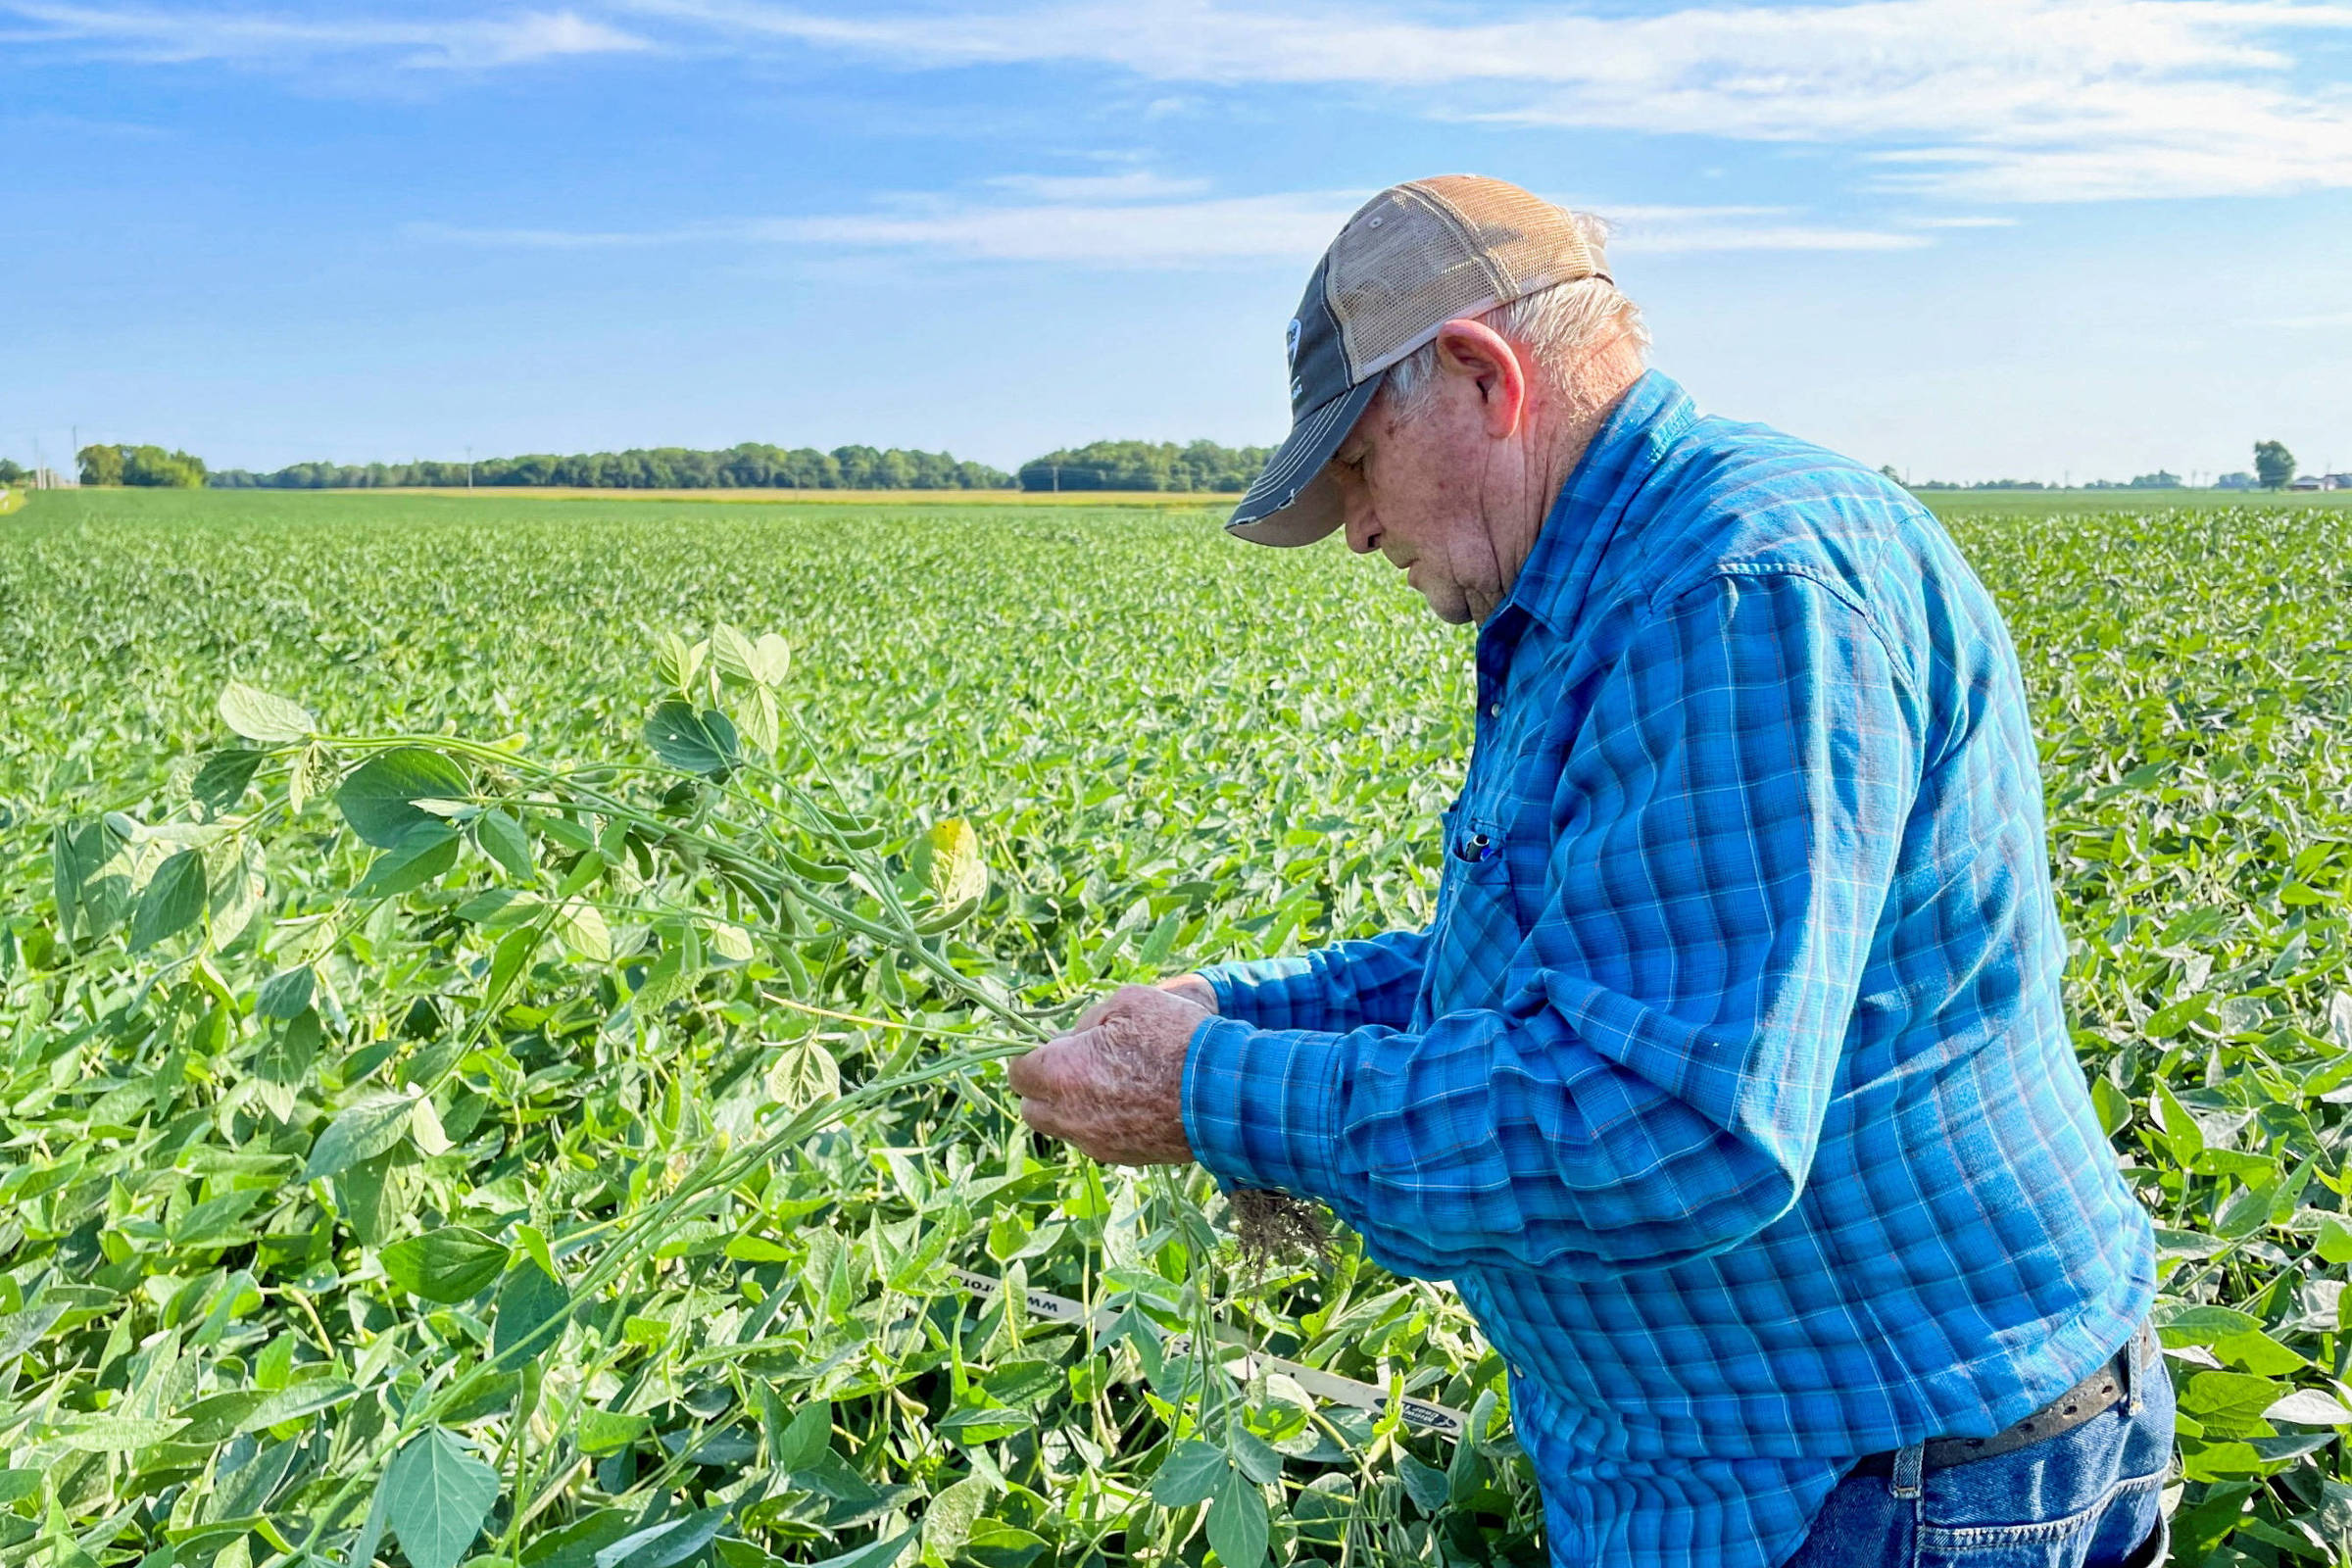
[1010,980,1217,1166]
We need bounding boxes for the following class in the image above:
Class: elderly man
[1008,175,2169,1568]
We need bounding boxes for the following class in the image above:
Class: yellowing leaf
[555,901,611,963]
[917,817,986,907]
[218,681,314,744]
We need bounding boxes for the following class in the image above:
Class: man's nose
[1340,487,1380,555]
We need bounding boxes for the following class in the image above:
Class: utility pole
[466,445,474,490]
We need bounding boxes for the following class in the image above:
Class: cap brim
[1226,376,1380,547]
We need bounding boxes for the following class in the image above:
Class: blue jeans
[1784,1342,2175,1567]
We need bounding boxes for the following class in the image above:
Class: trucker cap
[1229,175,1612,547]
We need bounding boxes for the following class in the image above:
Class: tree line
[47,437,1284,493]
[207,443,1011,491]
[1014,439,1276,493]
[75,444,210,488]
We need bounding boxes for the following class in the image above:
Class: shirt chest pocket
[1426,800,1520,1017]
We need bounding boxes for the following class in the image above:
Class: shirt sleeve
[1196,929,1430,1034]
[1182,570,1923,1279]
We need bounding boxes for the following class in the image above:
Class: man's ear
[1432,318,1527,439]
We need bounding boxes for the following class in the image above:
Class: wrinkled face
[1326,381,1509,626]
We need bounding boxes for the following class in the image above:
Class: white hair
[1381,211,1648,417]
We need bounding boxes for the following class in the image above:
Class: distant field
[1910,486,2352,516]
[6,485,2351,1564]
[56,481,2352,516]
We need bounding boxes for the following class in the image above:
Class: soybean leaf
[2156,1304,2263,1346]
[255,1011,320,1109]
[305,1093,419,1181]
[739,682,780,756]
[716,1542,789,1568]
[2264,1390,2352,1425]
[407,1091,453,1153]
[914,817,988,907]
[255,965,316,1021]
[1205,1469,1269,1568]
[129,848,207,951]
[492,1259,571,1362]
[578,1408,651,1455]
[1151,1440,1228,1508]
[190,747,266,812]
[218,681,315,744]
[1231,1425,1284,1485]
[1397,1451,1449,1512]
[710,623,762,685]
[921,1477,992,1557]
[353,825,461,899]
[349,1469,393,1568]
[171,1390,267,1446]
[62,1415,186,1451]
[474,808,533,880]
[644,700,739,777]
[0,1303,66,1368]
[773,1399,833,1471]
[206,834,268,948]
[50,821,93,936]
[767,1039,838,1111]
[490,923,540,999]
[381,1226,511,1303]
[338,748,472,849]
[807,1531,915,1568]
[384,1427,499,1568]
[556,901,612,963]
[597,1506,728,1568]
[655,630,705,694]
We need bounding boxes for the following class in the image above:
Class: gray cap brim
[1225,375,1381,547]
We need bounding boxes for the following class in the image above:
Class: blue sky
[5,0,2350,482]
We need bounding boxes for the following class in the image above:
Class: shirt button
[1488,702,1502,718]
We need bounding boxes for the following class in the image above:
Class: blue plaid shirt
[1185,371,2155,1568]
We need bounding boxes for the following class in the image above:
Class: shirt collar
[1485,368,1696,641]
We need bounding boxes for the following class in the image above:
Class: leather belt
[1849,1321,2159,1479]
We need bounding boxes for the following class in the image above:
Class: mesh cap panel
[1327,187,1504,382]
[1432,177,1597,295]
[1325,175,1605,382]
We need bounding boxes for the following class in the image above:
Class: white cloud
[983,171,1212,201]
[1899,215,2024,227]
[623,0,2352,200]
[24,1,2352,198]
[1,3,651,68]
[412,189,1925,264]
[412,192,1367,263]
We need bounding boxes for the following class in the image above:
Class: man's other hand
[1010,981,1216,1165]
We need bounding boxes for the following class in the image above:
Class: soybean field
[3,487,2350,1568]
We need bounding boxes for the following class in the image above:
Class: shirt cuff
[1196,955,1320,1032]
[1181,1015,1349,1201]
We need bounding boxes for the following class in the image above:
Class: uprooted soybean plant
[3,489,2352,1567]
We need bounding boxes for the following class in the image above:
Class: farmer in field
[1009,175,2169,1568]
